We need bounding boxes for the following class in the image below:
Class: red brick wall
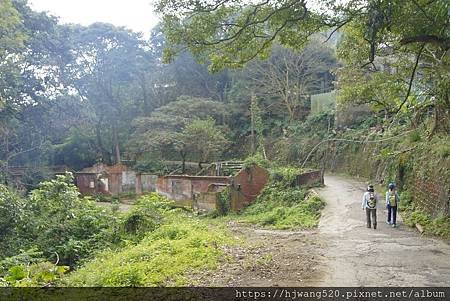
[76,173,97,195]
[108,172,122,195]
[231,165,269,211]
[75,173,109,195]
[154,168,271,212]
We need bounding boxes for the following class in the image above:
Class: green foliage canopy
[178,118,230,163]
[157,0,324,71]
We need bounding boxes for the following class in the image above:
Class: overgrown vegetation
[215,188,231,216]
[63,213,235,286]
[0,173,122,286]
[242,153,271,169]
[239,166,325,229]
[0,174,237,287]
[241,189,325,230]
[0,173,120,267]
[400,192,450,239]
[0,0,448,288]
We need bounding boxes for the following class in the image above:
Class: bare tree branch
[394,43,425,115]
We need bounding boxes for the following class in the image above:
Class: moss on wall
[328,132,449,217]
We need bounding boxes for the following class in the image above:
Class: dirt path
[194,223,325,286]
[314,174,450,286]
[199,174,450,286]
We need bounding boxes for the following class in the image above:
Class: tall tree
[0,0,68,181]
[156,0,323,71]
[130,96,229,170]
[240,40,336,121]
[178,118,229,165]
[157,0,449,132]
[61,23,154,164]
[336,0,449,133]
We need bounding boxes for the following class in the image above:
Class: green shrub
[409,131,421,142]
[269,166,303,187]
[121,193,175,241]
[238,164,325,229]
[1,262,69,287]
[0,248,70,287]
[409,211,431,226]
[0,173,121,268]
[240,184,325,229]
[398,191,412,209]
[436,143,450,158]
[63,214,235,286]
[0,185,27,258]
[94,194,119,203]
[216,188,231,216]
[0,248,45,275]
[403,209,450,238]
[243,153,271,169]
[427,217,450,238]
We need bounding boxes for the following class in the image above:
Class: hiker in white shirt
[362,184,378,229]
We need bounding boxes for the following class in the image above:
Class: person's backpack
[367,192,377,209]
[388,192,397,207]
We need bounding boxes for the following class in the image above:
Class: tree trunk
[113,124,121,164]
[140,76,151,115]
[321,115,331,177]
[250,93,256,154]
[180,150,186,174]
[95,122,111,165]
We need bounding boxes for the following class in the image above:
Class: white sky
[29,0,160,37]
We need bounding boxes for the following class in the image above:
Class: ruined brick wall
[75,173,109,195]
[295,170,324,187]
[108,172,122,195]
[121,171,136,193]
[230,165,269,211]
[76,173,97,195]
[156,177,192,201]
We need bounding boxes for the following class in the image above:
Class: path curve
[315,174,450,286]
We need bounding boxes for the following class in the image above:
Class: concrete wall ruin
[75,163,322,214]
[155,175,230,202]
[76,164,155,196]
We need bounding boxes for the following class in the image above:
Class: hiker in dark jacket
[386,182,400,227]
[362,184,378,229]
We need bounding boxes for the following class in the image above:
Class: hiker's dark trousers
[366,208,377,228]
[387,205,397,225]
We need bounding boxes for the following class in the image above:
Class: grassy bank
[399,192,450,240]
[63,200,236,286]
[240,189,325,229]
[237,166,326,230]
